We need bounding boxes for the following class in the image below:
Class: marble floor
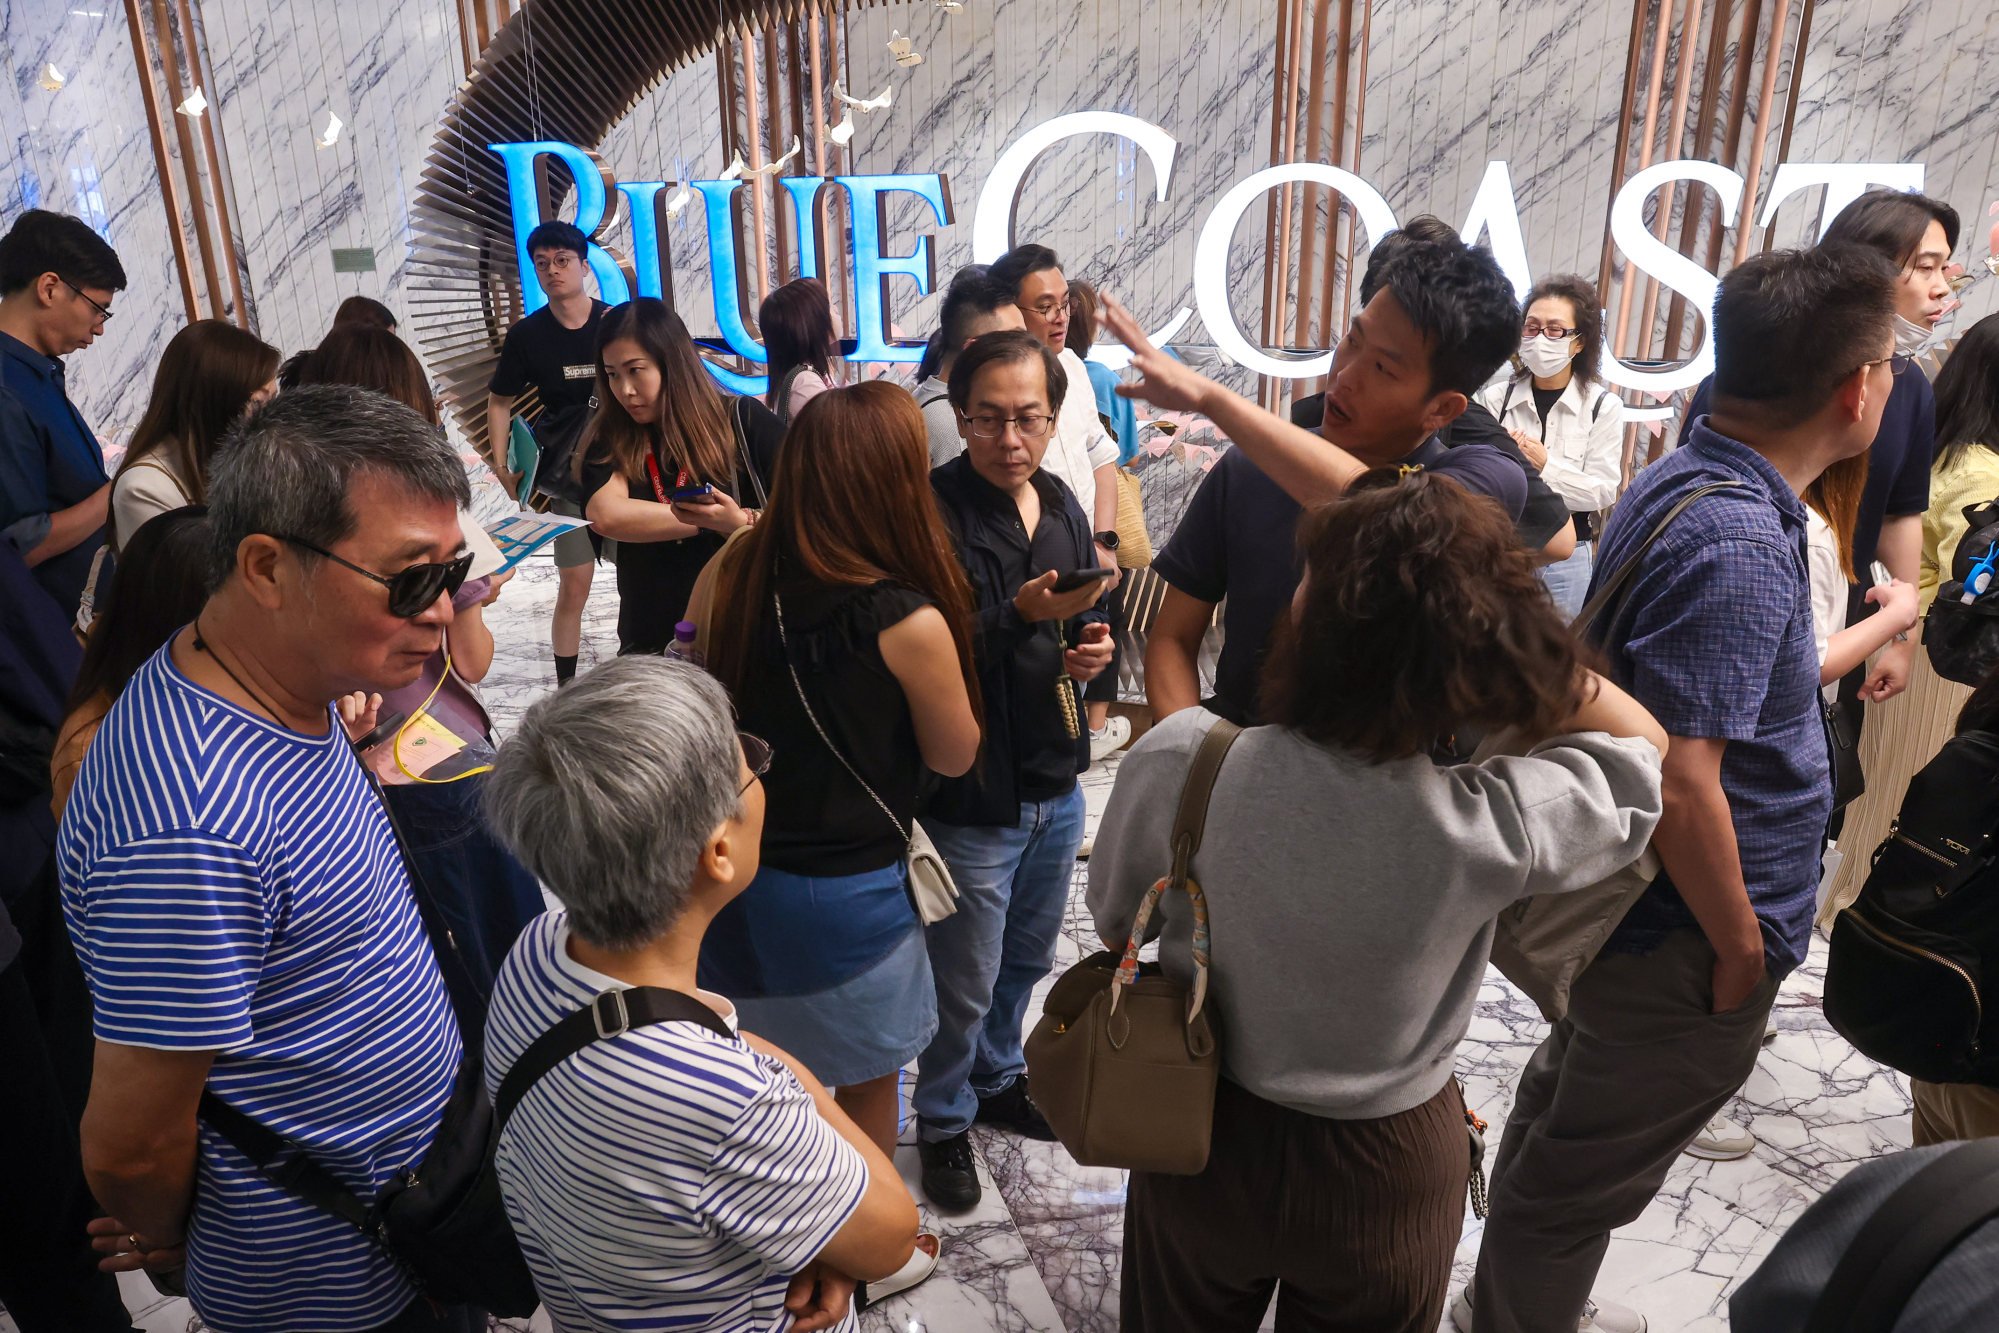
[22,547,1917,1333]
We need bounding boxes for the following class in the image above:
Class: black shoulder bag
[1802,1139,1999,1333]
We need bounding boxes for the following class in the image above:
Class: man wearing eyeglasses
[58,386,485,1333]
[0,209,125,620]
[917,329,1113,1213]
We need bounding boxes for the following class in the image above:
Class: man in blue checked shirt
[1461,246,1904,1333]
[0,210,125,620]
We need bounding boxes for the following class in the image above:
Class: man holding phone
[917,330,1112,1212]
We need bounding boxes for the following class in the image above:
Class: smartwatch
[1093,530,1121,552]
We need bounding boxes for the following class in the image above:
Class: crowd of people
[0,175,1994,1333]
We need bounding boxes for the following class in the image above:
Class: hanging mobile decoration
[315,111,344,150]
[889,31,924,68]
[39,64,66,92]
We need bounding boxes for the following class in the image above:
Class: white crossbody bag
[772,590,960,924]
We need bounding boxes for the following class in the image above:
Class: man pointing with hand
[915,329,1111,1213]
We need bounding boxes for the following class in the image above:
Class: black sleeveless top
[737,576,935,876]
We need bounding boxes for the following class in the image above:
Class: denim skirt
[699,861,938,1087]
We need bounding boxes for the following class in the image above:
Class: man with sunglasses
[0,209,126,619]
[57,386,485,1333]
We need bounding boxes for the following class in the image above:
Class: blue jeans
[1539,538,1594,621]
[914,784,1087,1139]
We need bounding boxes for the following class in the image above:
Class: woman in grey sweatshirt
[1089,469,1666,1332]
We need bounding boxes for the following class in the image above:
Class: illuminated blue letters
[835,175,953,363]
[489,141,632,313]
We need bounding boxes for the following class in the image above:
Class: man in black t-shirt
[486,220,608,685]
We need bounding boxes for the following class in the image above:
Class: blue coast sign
[493,112,1924,412]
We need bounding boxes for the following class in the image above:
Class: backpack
[1824,728,1999,1085]
[1924,496,1999,686]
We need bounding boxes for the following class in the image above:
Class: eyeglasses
[1019,294,1070,319]
[532,252,578,273]
[60,276,113,324]
[961,411,1055,440]
[1522,322,1573,340]
[1853,355,1908,379]
[276,536,473,618]
[739,732,772,794]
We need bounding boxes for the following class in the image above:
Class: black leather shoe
[975,1075,1059,1140]
[919,1131,982,1212]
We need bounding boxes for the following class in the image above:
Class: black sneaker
[919,1131,982,1212]
[975,1075,1058,1140]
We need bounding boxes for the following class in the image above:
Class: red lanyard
[643,451,690,505]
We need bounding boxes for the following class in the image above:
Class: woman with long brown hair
[1091,470,1665,1330]
[576,298,784,654]
[691,381,981,1298]
[108,319,279,551]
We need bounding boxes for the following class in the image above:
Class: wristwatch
[1093,530,1120,552]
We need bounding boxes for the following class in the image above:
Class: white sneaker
[1088,715,1132,760]
[1451,1287,1647,1332]
[1684,1114,1755,1160]
[1764,1018,1779,1044]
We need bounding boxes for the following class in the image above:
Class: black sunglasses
[276,536,473,618]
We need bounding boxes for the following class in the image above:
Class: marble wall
[10,0,1999,442]
[0,2,186,444]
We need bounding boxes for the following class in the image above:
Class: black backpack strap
[493,987,735,1132]
[918,391,951,409]
[1570,481,1742,638]
[1590,387,1609,423]
[1804,1140,1999,1333]
[198,1090,376,1232]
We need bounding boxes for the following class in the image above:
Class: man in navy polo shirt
[0,210,126,619]
[1461,245,1901,1333]
[1101,237,1531,726]
[1675,188,1958,705]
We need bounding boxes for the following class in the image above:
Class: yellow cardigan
[1921,446,1999,610]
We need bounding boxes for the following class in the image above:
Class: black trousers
[1122,1077,1468,1332]
[0,853,134,1333]
[1083,574,1127,706]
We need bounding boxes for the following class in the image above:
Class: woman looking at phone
[690,381,983,1299]
[576,299,785,655]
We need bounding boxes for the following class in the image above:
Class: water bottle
[664,620,703,666]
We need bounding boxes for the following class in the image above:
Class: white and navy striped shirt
[484,912,868,1332]
[57,646,461,1333]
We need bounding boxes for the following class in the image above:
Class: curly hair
[1521,274,1603,386]
[1260,469,1589,760]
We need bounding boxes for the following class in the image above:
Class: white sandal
[865,1232,941,1304]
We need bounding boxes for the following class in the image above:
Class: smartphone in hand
[672,484,719,505]
[1051,567,1115,594]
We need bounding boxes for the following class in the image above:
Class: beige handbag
[1112,465,1153,568]
[1025,718,1240,1174]
[1479,481,1739,1021]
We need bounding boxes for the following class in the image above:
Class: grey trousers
[1471,928,1780,1333]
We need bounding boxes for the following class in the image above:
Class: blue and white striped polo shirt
[57,645,461,1333]
[484,911,868,1332]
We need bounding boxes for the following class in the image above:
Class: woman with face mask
[1475,275,1624,618]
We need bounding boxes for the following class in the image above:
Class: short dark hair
[988,244,1062,301]
[0,209,127,295]
[940,266,1014,345]
[1260,468,1588,760]
[1372,239,1521,396]
[1358,215,1461,305]
[293,326,440,425]
[1521,274,1604,386]
[67,506,212,717]
[204,384,470,591]
[525,219,589,260]
[947,328,1066,416]
[1712,244,1899,427]
[1823,189,1961,268]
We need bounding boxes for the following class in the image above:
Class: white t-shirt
[484,913,869,1333]
[1805,508,1849,703]
[1041,347,1119,525]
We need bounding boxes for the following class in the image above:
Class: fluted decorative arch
[408,0,897,456]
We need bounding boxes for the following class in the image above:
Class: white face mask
[1894,312,1943,357]
[1519,335,1577,379]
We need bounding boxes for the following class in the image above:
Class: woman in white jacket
[1476,274,1624,618]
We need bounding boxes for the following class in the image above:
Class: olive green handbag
[1024,718,1240,1174]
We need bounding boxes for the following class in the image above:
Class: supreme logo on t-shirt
[562,363,596,380]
